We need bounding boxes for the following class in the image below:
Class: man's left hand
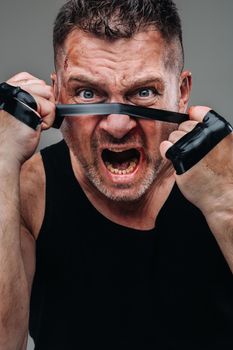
[160,106,233,271]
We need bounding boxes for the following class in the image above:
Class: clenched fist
[0,72,56,165]
[160,106,233,270]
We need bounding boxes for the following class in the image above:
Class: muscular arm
[0,152,45,350]
[0,160,35,350]
[161,106,233,273]
[0,72,54,349]
[205,195,233,272]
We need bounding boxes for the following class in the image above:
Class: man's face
[54,29,190,202]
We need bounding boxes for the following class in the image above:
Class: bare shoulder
[20,152,45,240]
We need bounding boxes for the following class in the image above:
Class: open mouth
[102,148,140,175]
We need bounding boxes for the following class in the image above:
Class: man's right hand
[0,72,56,165]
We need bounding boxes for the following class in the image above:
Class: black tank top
[29,140,233,349]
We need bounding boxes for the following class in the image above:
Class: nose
[99,113,137,139]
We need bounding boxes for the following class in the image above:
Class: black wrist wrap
[166,110,233,175]
[0,82,41,130]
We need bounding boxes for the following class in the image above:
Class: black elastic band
[165,110,233,175]
[54,103,188,128]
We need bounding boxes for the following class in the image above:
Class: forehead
[58,29,170,82]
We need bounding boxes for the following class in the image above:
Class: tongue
[112,161,131,170]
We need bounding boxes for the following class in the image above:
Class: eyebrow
[68,75,103,86]
[67,74,166,91]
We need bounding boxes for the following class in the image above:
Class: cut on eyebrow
[67,74,166,91]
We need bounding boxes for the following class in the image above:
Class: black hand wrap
[166,110,233,175]
[0,82,41,130]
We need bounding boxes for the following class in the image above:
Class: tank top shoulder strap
[40,139,75,185]
[39,139,81,235]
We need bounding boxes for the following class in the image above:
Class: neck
[94,177,175,230]
[70,152,175,231]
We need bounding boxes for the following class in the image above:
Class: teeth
[108,148,127,152]
[105,158,138,175]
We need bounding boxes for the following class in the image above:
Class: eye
[73,88,106,103]
[78,89,95,99]
[137,88,156,98]
[127,86,161,106]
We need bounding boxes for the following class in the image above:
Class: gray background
[0,1,232,349]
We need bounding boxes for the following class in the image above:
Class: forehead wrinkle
[65,38,128,66]
[67,71,166,95]
[67,48,144,70]
[64,29,167,64]
[65,49,166,86]
[60,30,172,92]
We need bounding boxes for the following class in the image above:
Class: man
[0,0,232,349]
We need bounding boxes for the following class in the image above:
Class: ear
[50,72,59,103]
[178,70,192,113]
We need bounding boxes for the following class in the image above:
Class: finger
[35,97,56,130]
[168,130,186,144]
[188,106,211,122]
[18,84,55,103]
[160,130,186,161]
[160,140,173,159]
[41,110,56,130]
[6,80,55,104]
[9,79,47,87]
[178,120,199,133]
[7,79,47,91]
[7,72,40,83]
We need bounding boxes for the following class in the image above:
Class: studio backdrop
[0,1,232,349]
